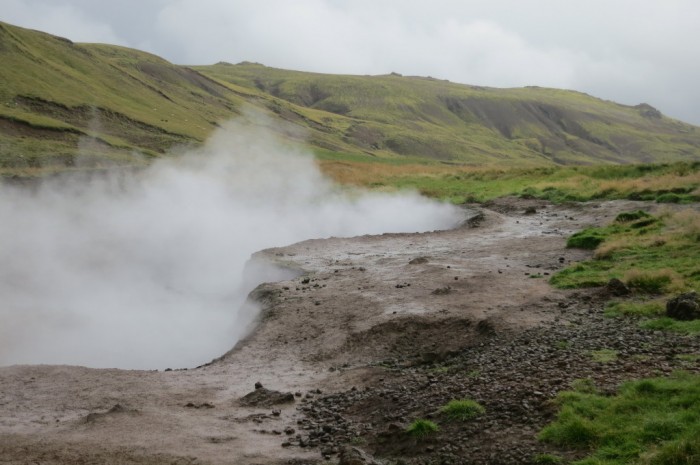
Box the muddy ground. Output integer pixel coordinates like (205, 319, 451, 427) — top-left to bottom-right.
(1, 197, 698, 465)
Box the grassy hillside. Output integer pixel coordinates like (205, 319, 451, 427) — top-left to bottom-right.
(0, 21, 251, 174)
(2, 21, 700, 177)
(197, 62, 700, 165)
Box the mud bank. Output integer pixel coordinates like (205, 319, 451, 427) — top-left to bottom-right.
(1, 198, 695, 465)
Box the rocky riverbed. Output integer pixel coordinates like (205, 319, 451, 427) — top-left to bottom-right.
(1, 197, 697, 465)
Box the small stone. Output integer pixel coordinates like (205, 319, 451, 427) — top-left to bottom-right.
(606, 278, 630, 296)
(254, 381, 263, 390)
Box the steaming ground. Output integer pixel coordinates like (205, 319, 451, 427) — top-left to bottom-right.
(0, 119, 461, 369)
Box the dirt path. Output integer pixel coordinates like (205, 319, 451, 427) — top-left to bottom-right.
(1, 198, 694, 465)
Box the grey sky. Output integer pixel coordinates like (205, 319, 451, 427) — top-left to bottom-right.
(4, 0, 700, 124)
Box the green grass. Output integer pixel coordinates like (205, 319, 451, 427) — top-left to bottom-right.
(570, 378, 598, 395)
(439, 399, 485, 421)
(532, 454, 564, 464)
(551, 210, 697, 291)
(642, 318, 700, 335)
(321, 160, 700, 205)
(405, 419, 439, 438)
(603, 301, 700, 335)
(605, 300, 665, 318)
(539, 372, 700, 465)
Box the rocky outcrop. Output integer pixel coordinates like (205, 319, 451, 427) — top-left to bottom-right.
(239, 383, 295, 407)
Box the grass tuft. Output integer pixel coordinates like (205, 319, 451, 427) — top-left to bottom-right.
(439, 399, 485, 421)
(623, 268, 684, 294)
(405, 419, 439, 438)
(615, 210, 652, 223)
(567, 228, 608, 249)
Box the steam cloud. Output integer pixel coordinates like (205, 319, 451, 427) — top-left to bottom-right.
(0, 117, 462, 369)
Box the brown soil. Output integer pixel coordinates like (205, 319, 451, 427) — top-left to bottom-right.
(1, 197, 697, 465)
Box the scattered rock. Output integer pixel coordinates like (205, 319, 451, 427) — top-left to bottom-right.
(339, 446, 384, 465)
(184, 402, 214, 409)
(666, 292, 700, 320)
(524, 206, 537, 215)
(431, 286, 452, 295)
(240, 388, 295, 407)
(606, 278, 630, 296)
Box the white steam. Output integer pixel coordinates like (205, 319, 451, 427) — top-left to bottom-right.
(0, 118, 461, 369)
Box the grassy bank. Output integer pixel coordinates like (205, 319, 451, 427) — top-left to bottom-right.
(550, 208, 700, 335)
(318, 159, 700, 204)
(540, 208, 700, 463)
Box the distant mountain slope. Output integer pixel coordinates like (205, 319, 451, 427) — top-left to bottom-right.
(1, 21, 699, 176)
(197, 63, 700, 165)
(0, 21, 252, 173)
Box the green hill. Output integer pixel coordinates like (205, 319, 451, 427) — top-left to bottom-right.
(1, 21, 699, 177)
(198, 63, 700, 166)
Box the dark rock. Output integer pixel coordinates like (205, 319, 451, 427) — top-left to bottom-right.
(184, 402, 214, 409)
(239, 388, 295, 407)
(431, 286, 452, 295)
(255, 381, 263, 390)
(666, 292, 700, 321)
(606, 278, 630, 296)
(339, 446, 384, 465)
(409, 256, 430, 265)
(524, 206, 537, 215)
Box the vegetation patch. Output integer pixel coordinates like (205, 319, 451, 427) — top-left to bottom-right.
(405, 419, 439, 439)
(553, 209, 700, 334)
(539, 372, 700, 465)
(623, 269, 684, 294)
(567, 228, 609, 249)
(551, 210, 698, 294)
(439, 399, 485, 421)
(642, 318, 700, 335)
(604, 300, 665, 318)
(320, 161, 700, 205)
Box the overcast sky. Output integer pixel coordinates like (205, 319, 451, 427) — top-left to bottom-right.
(4, 0, 700, 124)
